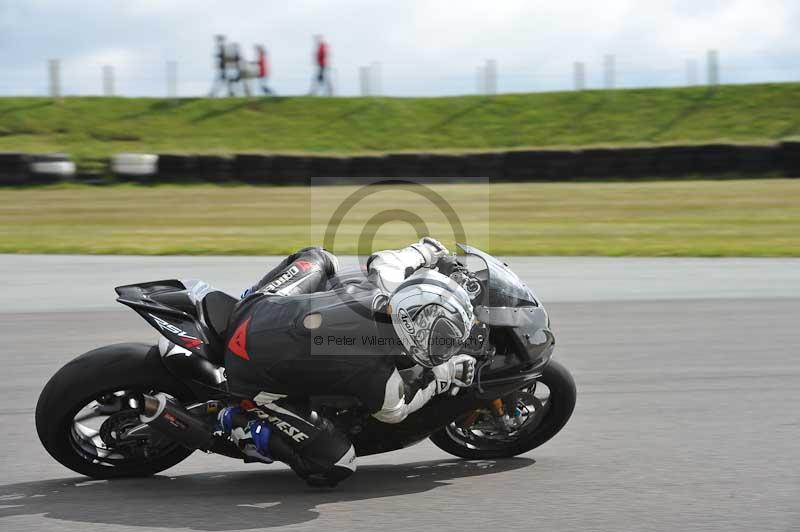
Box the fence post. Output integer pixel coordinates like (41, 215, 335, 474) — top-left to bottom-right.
(359, 66, 371, 96)
(485, 59, 497, 95)
(604, 54, 615, 89)
(686, 59, 698, 86)
(573, 61, 586, 91)
(48, 59, 61, 100)
(102, 65, 115, 96)
(166, 61, 178, 98)
(707, 50, 719, 86)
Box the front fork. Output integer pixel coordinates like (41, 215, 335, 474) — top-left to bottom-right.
(460, 397, 517, 431)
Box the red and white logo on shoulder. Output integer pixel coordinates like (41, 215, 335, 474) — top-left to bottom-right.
(294, 260, 315, 272)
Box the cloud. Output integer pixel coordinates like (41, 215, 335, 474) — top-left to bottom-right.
(0, 0, 796, 96)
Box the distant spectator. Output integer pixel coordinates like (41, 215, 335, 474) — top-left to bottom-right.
(309, 35, 332, 96)
(229, 43, 251, 96)
(255, 45, 273, 95)
(208, 35, 228, 97)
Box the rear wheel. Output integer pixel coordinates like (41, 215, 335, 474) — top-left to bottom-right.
(429, 359, 576, 459)
(36, 343, 196, 479)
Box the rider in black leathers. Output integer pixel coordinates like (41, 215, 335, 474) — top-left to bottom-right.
(219, 239, 477, 486)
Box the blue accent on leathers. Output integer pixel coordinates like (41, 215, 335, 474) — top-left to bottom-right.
(249, 420, 272, 456)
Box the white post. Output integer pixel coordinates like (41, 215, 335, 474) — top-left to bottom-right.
(573, 61, 586, 91)
(359, 66, 370, 96)
(707, 50, 719, 86)
(485, 59, 497, 95)
(102, 65, 114, 96)
(476, 65, 486, 95)
(167, 61, 178, 98)
(48, 59, 61, 99)
(686, 59, 698, 86)
(604, 54, 615, 89)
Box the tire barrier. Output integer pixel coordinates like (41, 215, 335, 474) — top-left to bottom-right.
(780, 141, 800, 177)
(2, 143, 797, 186)
(503, 150, 540, 181)
(737, 145, 778, 175)
(271, 155, 311, 185)
(195, 155, 233, 183)
(0, 153, 29, 185)
(234, 154, 273, 184)
(111, 153, 158, 180)
(386, 153, 426, 178)
(694, 144, 738, 174)
(28, 153, 75, 183)
(425, 154, 465, 180)
(349, 155, 388, 178)
(310, 156, 350, 185)
(654, 146, 695, 176)
(504, 150, 580, 181)
(156, 154, 196, 182)
(460, 152, 505, 179)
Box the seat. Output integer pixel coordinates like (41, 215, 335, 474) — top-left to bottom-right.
(202, 291, 238, 342)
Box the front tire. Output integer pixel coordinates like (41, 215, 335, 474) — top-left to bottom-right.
(429, 359, 576, 459)
(36, 343, 196, 479)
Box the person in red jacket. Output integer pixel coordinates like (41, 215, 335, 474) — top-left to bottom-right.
(255, 45, 273, 95)
(309, 35, 332, 96)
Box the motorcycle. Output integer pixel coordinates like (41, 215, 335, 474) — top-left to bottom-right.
(36, 244, 576, 479)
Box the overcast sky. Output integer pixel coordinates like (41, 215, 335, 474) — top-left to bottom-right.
(1, 0, 798, 97)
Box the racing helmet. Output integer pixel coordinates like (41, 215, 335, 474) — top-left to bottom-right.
(388, 270, 474, 367)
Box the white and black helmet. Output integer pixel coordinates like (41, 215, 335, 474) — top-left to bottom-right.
(388, 270, 474, 367)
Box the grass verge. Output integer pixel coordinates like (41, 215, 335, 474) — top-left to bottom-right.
(1, 180, 798, 256)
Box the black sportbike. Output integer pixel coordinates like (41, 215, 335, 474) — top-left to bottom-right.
(36, 245, 576, 479)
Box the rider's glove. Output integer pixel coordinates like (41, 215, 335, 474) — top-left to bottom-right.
(410, 237, 450, 269)
(431, 354, 476, 396)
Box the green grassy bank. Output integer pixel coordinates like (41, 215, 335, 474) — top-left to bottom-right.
(1, 83, 798, 167)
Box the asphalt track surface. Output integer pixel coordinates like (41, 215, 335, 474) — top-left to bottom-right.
(1, 255, 799, 532)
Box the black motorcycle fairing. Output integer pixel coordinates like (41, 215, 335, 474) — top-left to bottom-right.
(115, 280, 222, 363)
(455, 244, 554, 373)
(481, 325, 554, 378)
(158, 338, 231, 398)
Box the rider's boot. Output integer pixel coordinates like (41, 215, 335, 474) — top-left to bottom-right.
(217, 406, 273, 464)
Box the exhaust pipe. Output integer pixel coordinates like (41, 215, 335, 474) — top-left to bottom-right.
(140, 393, 216, 451)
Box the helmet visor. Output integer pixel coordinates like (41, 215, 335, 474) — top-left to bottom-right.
(427, 317, 463, 366)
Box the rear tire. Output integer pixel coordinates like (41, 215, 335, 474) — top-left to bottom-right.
(36, 343, 196, 479)
(429, 359, 576, 459)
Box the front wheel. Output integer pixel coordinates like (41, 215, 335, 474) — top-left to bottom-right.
(36, 343, 197, 479)
(429, 359, 576, 459)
